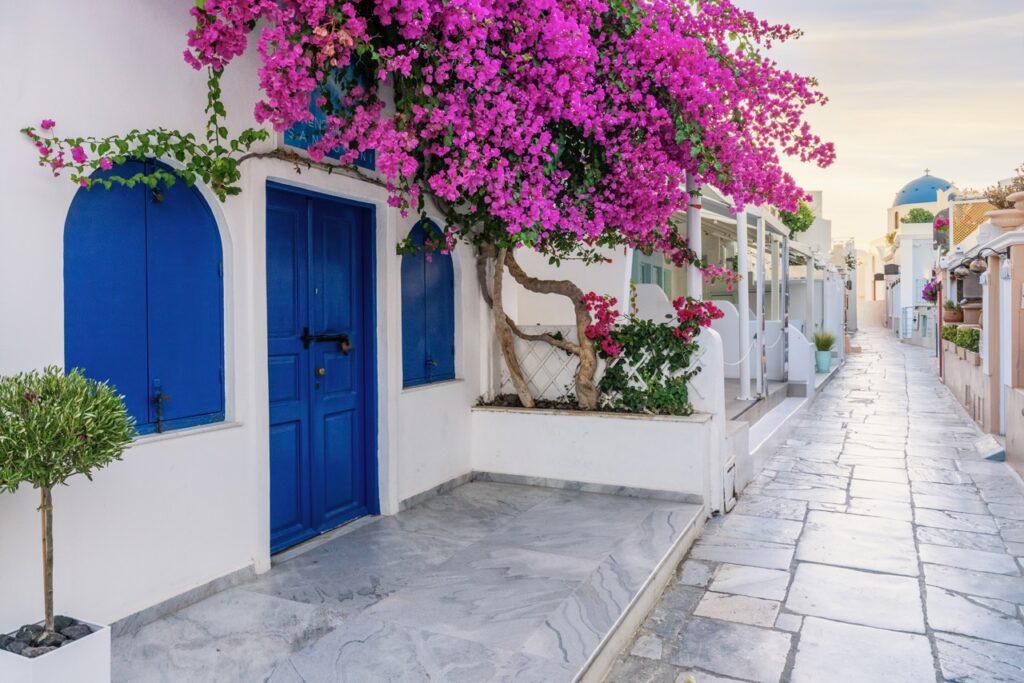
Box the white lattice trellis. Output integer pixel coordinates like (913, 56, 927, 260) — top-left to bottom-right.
(498, 325, 581, 400)
(497, 325, 708, 404)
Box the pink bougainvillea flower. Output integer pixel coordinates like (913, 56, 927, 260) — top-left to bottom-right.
(70, 146, 88, 164)
(182, 0, 834, 256)
(40, 119, 56, 130)
(99, 157, 113, 170)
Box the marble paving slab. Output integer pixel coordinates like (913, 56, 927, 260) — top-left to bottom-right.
(113, 482, 702, 681)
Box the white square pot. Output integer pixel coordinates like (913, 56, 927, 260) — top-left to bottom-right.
(0, 621, 109, 683)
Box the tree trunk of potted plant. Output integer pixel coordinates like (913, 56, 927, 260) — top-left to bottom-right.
(40, 487, 54, 633)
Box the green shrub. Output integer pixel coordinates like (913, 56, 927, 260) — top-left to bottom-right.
(955, 327, 980, 353)
(941, 325, 960, 342)
(813, 331, 836, 352)
(0, 367, 134, 633)
(780, 200, 815, 235)
(901, 208, 936, 224)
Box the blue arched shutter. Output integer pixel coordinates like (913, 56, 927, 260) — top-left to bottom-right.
(64, 161, 150, 425)
(145, 174, 225, 425)
(64, 161, 225, 433)
(401, 221, 455, 387)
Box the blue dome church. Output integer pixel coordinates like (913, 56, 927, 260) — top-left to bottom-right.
(892, 172, 953, 207)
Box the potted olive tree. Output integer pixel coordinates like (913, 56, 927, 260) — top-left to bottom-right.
(0, 367, 134, 682)
(813, 331, 835, 374)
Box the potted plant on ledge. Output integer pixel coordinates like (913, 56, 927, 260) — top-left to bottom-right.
(943, 299, 963, 323)
(0, 367, 134, 682)
(813, 331, 835, 374)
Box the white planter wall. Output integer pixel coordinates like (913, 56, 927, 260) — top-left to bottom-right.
(471, 408, 714, 503)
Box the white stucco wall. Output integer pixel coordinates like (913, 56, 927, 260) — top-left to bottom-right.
(509, 246, 632, 325)
(0, 2, 485, 630)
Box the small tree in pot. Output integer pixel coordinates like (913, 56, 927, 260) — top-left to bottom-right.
(0, 367, 133, 657)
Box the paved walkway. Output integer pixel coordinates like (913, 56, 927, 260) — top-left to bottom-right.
(611, 327, 1024, 682)
(112, 481, 700, 681)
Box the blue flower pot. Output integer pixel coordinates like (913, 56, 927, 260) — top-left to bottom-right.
(815, 350, 832, 373)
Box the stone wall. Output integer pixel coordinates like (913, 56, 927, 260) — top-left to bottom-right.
(1005, 388, 1024, 477)
(941, 340, 994, 432)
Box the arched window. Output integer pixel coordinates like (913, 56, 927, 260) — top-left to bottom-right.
(64, 160, 225, 434)
(401, 220, 455, 388)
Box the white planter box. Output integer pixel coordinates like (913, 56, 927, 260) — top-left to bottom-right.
(0, 621, 109, 683)
(471, 406, 715, 503)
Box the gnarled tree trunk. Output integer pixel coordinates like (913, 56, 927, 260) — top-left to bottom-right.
(477, 246, 599, 410)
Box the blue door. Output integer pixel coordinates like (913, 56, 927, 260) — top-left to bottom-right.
(266, 184, 377, 552)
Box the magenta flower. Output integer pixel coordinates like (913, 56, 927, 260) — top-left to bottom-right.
(99, 157, 113, 171)
(71, 146, 88, 164)
(180, 0, 833, 254)
(40, 119, 55, 130)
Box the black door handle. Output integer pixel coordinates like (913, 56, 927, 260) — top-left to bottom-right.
(301, 327, 352, 354)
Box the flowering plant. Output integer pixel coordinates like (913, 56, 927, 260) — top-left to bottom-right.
(23, 72, 269, 200)
(701, 263, 743, 292)
(921, 278, 940, 303)
(24, 0, 831, 411)
(933, 216, 949, 232)
(584, 292, 723, 415)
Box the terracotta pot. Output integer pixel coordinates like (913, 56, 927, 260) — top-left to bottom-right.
(962, 305, 982, 326)
(985, 208, 1024, 230)
(1008, 191, 1024, 211)
(943, 308, 963, 323)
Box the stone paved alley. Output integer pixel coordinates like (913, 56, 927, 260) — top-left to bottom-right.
(611, 328, 1024, 682)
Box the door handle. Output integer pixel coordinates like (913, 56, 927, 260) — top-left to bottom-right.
(301, 327, 352, 354)
(316, 367, 326, 377)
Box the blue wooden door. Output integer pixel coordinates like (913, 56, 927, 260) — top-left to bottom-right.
(266, 185, 376, 552)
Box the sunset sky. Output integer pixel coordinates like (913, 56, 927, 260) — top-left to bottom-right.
(740, 0, 1024, 246)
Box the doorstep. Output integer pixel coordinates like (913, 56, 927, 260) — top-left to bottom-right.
(112, 481, 704, 681)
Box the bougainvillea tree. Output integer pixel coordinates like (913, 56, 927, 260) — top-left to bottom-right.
(24, 0, 833, 410)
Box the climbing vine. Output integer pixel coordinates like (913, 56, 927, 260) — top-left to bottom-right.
(23, 70, 268, 200)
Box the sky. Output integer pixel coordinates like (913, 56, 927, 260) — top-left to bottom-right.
(738, 0, 1024, 246)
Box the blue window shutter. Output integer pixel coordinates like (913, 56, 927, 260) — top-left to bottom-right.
(145, 165, 225, 427)
(401, 224, 428, 387)
(423, 238, 455, 382)
(401, 221, 455, 387)
(64, 161, 150, 426)
(283, 63, 375, 170)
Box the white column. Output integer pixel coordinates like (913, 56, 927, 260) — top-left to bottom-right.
(736, 210, 752, 400)
(686, 177, 703, 299)
(770, 237, 781, 320)
(806, 255, 816, 337)
(756, 214, 767, 396)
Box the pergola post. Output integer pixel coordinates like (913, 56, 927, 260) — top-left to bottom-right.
(806, 254, 816, 337)
(756, 214, 767, 396)
(686, 177, 703, 299)
(782, 236, 791, 382)
(736, 210, 752, 400)
(770, 237, 781, 320)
